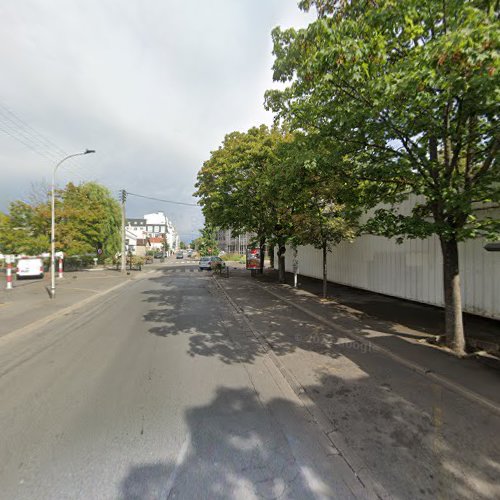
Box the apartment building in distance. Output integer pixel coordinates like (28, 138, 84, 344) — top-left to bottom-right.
(125, 211, 179, 255)
(216, 229, 254, 254)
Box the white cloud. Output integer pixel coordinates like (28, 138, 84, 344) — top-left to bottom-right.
(0, 0, 314, 240)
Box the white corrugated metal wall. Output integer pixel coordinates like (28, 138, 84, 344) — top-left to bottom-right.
(282, 200, 500, 320)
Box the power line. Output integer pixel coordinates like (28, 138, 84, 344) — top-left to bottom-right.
(0, 101, 113, 194)
(0, 101, 68, 157)
(0, 100, 98, 176)
(126, 191, 198, 207)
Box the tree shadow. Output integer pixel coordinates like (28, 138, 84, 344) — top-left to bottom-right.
(141, 275, 269, 364)
(215, 275, 500, 499)
(119, 387, 352, 499)
(118, 377, 500, 499)
(259, 269, 499, 345)
(141, 273, 346, 364)
(136, 271, 500, 498)
(120, 463, 174, 500)
(300, 369, 500, 500)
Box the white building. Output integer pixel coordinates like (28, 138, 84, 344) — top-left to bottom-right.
(278, 197, 499, 320)
(125, 211, 179, 255)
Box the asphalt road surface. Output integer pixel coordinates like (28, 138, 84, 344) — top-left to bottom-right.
(0, 262, 366, 499)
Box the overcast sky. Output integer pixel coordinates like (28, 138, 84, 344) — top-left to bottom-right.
(0, 0, 314, 242)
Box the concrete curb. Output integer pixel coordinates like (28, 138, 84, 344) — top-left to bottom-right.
(252, 280, 500, 418)
(213, 276, 391, 500)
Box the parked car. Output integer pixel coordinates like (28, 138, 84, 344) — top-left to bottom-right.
(176, 251, 184, 259)
(16, 257, 44, 279)
(154, 252, 163, 258)
(199, 256, 225, 271)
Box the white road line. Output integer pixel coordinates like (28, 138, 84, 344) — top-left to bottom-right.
(164, 433, 190, 497)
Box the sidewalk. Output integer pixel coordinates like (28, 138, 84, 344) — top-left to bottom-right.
(248, 268, 500, 404)
(0, 269, 141, 339)
(260, 269, 500, 357)
(215, 270, 500, 499)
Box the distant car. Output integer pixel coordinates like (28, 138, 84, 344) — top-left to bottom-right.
(154, 252, 163, 258)
(16, 257, 44, 279)
(176, 251, 184, 259)
(199, 256, 225, 271)
(187, 251, 193, 257)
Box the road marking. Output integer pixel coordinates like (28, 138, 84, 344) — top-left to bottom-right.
(164, 433, 190, 497)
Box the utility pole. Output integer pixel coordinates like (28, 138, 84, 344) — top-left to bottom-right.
(120, 189, 127, 272)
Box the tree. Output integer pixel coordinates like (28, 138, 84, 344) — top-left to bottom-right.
(163, 239, 170, 254)
(57, 182, 122, 259)
(179, 241, 187, 250)
(0, 201, 50, 255)
(195, 125, 293, 278)
(266, 0, 499, 355)
(0, 182, 121, 260)
(276, 133, 359, 296)
(193, 226, 219, 256)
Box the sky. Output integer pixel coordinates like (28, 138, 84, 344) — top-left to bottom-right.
(0, 0, 315, 242)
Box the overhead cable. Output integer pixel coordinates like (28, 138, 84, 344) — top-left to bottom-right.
(126, 191, 198, 207)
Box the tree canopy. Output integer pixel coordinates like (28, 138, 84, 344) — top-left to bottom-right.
(266, 0, 499, 242)
(0, 181, 122, 258)
(264, 0, 499, 354)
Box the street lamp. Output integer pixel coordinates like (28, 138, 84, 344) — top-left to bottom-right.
(50, 149, 95, 298)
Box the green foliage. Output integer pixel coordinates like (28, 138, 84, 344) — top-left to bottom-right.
(195, 125, 294, 248)
(64, 254, 97, 270)
(179, 241, 187, 249)
(266, 0, 500, 243)
(0, 200, 50, 255)
(58, 182, 122, 257)
(220, 252, 246, 263)
(193, 226, 219, 256)
(0, 182, 122, 257)
(275, 132, 360, 251)
(265, 0, 499, 350)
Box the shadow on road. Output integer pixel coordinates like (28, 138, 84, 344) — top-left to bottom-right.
(120, 387, 348, 500)
(137, 271, 500, 499)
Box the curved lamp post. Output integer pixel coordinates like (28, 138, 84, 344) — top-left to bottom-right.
(50, 149, 95, 298)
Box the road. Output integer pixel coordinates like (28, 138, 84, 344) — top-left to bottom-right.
(0, 260, 366, 499)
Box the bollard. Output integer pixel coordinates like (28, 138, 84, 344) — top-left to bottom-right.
(58, 257, 64, 279)
(5, 255, 13, 290)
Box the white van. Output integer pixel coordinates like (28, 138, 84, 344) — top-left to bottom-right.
(16, 257, 44, 279)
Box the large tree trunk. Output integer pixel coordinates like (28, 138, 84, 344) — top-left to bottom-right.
(259, 237, 265, 274)
(322, 241, 328, 299)
(440, 237, 466, 356)
(278, 245, 286, 283)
